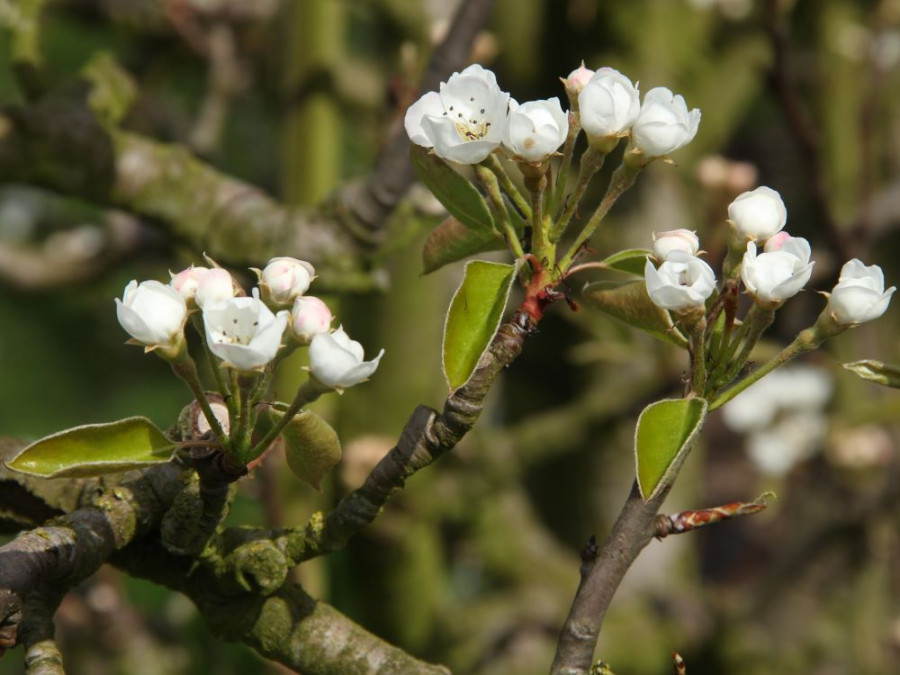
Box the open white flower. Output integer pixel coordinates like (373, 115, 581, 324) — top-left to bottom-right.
(827, 259, 895, 325)
(577, 67, 641, 142)
(502, 97, 568, 163)
(644, 251, 716, 312)
(116, 280, 187, 349)
(203, 291, 288, 371)
(632, 87, 701, 157)
(404, 64, 510, 164)
(728, 186, 787, 241)
(309, 326, 384, 389)
(741, 236, 814, 307)
(652, 229, 700, 261)
(258, 257, 315, 306)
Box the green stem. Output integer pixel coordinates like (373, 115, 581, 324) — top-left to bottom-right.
(169, 352, 229, 445)
(557, 159, 640, 271)
(685, 315, 708, 395)
(476, 164, 525, 259)
(485, 154, 532, 219)
(551, 112, 580, 215)
(247, 378, 329, 461)
(551, 146, 606, 242)
(719, 304, 776, 385)
(709, 327, 822, 410)
(526, 172, 552, 265)
(231, 373, 259, 459)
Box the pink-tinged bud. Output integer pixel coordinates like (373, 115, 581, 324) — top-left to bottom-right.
(259, 257, 316, 306)
(763, 231, 792, 252)
(195, 268, 236, 308)
(564, 62, 595, 99)
(170, 266, 211, 301)
(652, 229, 700, 261)
(290, 296, 333, 344)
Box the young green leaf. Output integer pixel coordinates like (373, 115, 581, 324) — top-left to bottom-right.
(582, 280, 688, 348)
(411, 145, 495, 232)
(6, 417, 176, 478)
(266, 407, 341, 490)
(422, 216, 506, 274)
(635, 398, 708, 502)
(843, 360, 900, 389)
(443, 260, 517, 391)
(601, 249, 652, 276)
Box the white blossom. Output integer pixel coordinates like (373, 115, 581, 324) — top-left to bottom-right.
(309, 326, 384, 389)
(631, 87, 700, 157)
(203, 291, 288, 371)
(502, 97, 569, 163)
(563, 63, 595, 99)
(644, 251, 716, 312)
(577, 67, 641, 140)
(727, 186, 787, 241)
(741, 236, 814, 307)
(116, 280, 187, 349)
(652, 229, 700, 261)
(827, 259, 895, 325)
(259, 257, 315, 306)
(404, 64, 510, 164)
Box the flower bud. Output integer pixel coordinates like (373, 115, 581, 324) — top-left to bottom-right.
(195, 268, 235, 308)
(741, 236, 814, 308)
(562, 62, 595, 106)
(644, 251, 716, 312)
(727, 186, 787, 241)
(116, 280, 187, 350)
(826, 259, 895, 326)
(652, 229, 700, 261)
(577, 67, 641, 148)
(763, 231, 791, 252)
(290, 296, 333, 344)
(502, 97, 569, 164)
(309, 327, 384, 389)
(170, 266, 210, 302)
(259, 257, 316, 306)
(631, 87, 701, 157)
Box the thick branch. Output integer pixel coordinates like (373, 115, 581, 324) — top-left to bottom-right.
(550, 482, 667, 675)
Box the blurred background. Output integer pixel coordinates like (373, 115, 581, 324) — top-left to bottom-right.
(2, 0, 900, 673)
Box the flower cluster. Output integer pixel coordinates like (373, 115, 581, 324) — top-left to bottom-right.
(405, 63, 700, 166)
(116, 258, 383, 388)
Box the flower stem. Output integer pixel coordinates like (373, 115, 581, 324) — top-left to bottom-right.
(231, 373, 259, 459)
(709, 326, 823, 410)
(551, 145, 606, 243)
(485, 154, 532, 219)
(169, 352, 229, 446)
(476, 164, 526, 259)
(719, 304, 776, 385)
(246, 377, 329, 462)
(684, 314, 708, 395)
(550, 111, 581, 216)
(557, 158, 640, 271)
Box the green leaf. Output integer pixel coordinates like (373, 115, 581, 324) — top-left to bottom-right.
(6, 417, 175, 478)
(443, 260, 517, 391)
(635, 398, 707, 502)
(601, 248, 652, 276)
(411, 145, 495, 232)
(422, 216, 506, 274)
(267, 407, 341, 490)
(582, 281, 688, 348)
(843, 360, 900, 389)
